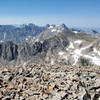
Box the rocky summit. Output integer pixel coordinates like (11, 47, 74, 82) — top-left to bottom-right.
(0, 64, 100, 100)
(0, 24, 100, 100)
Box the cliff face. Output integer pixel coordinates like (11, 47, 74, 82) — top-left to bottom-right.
(0, 33, 69, 65)
(0, 42, 18, 61)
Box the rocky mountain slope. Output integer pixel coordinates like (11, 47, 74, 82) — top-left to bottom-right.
(0, 24, 100, 100)
(0, 24, 100, 66)
(0, 24, 44, 43)
(0, 63, 100, 100)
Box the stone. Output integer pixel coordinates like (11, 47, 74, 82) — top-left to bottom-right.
(83, 90, 91, 100)
(7, 82, 16, 90)
(0, 64, 100, 100)
(0, 91, 3, 99)
(93, 93, 100, 100)
(2, 96, 11, 100)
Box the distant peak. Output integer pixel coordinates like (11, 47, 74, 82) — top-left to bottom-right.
(46, 24, 50, 28)
(47, 24, 68, 31)
(57, 24, 68, 30)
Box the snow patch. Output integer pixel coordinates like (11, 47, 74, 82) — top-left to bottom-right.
(51, 29, 62, 33)
(51, 29, 57, 32)
(58, 51, 65, 56)
(73, 31, 78, 34)
(51, 59, 54, 65)
(74, 40, 82, 44)
(48, 25, 54, 29)
(84, 55, 100, 66)
(93, 48, 100, 56)
(72, 46, 100, 66)
(23, 62, 27, 66)
(69, 42, 74, 49)
(66, 42, 74, 50)
(72, 44, 92, 65)
(63, 42, 100, 66)
(72, 49, 82, 65)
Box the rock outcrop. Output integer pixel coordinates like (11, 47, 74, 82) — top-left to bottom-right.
(0, 41, 18, 61)
(0, 64, 100, 100)
(0, 33, 69, 65)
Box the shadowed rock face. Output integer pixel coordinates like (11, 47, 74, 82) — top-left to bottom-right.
(18, 35, 69, 62)
(0, 41, 18, 61)
(0, 33, 69, 65)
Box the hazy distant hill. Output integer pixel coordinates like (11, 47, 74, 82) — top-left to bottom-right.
(0, 23, 44, 43)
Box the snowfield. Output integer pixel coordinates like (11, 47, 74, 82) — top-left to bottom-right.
(74, 40, 82, 44)
(59, 40, 100, 66)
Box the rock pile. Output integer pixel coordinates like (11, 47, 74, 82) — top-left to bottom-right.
(0, 64, 100, 100)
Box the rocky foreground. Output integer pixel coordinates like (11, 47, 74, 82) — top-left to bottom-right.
(0, 64, 100, 100)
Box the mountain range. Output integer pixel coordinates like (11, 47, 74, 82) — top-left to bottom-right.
(0, 23, 100, 66)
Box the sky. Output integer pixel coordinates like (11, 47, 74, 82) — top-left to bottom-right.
(0, 0, 100, 27)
